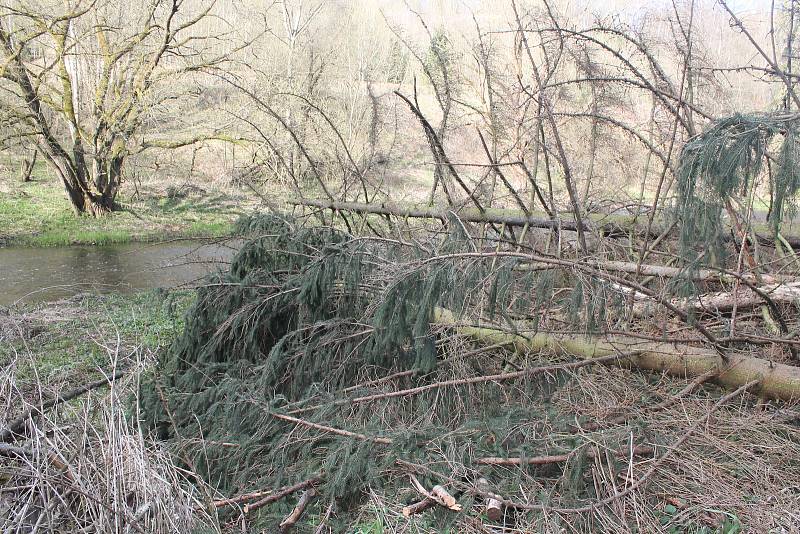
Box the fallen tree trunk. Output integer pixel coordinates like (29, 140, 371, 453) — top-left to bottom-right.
(476, 445, 654, 466)
(291, 198, 642, 237)
(291, 198, 800, 248)
(632, 282, 800, 317)
(580, 260, 796, 284)
(433, 308, 800, 401)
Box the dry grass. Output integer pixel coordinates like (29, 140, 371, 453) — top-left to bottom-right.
(0, 386, 210, 533)
(298, 335, 800, 533)
(0, 292, 218, 534)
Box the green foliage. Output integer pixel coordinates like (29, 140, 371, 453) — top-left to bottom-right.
(676, 112, 800, 267)
(773, 126, 800, 235)
(423, 29, 456, 94)
(350, 518, 385, 534)
(135, 212, 635, 525)
(385, 40, 408, 84)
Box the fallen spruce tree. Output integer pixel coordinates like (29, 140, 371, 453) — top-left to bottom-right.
(137, 212, 800, 532)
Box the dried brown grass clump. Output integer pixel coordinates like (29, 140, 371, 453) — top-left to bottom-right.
(558, 367, 800, 532)
(0, 376, 212, 534)
(0, 296, 214, 534)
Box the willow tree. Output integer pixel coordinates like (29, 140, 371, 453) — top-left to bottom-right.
(0, 0, 235, 216)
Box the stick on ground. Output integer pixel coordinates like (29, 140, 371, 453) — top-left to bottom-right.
(279, 488, 317, 532)
(0, 369, 125, 443)
(243, 476, 322, 515)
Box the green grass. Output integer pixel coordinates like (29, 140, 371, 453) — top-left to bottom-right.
(0, 167, 252, 247)
(0, 290, 192, 387)
(28, 228, 134, 247)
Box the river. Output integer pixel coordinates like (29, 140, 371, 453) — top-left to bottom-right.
(0, 240, 237, 307)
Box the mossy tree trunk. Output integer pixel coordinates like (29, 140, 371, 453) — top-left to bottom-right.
(433, 308, 800, 402)
(0, 3, 230, 218)
(37, 137, 122, 217)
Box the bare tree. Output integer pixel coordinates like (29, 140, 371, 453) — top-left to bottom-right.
(0, 0, 237, 216)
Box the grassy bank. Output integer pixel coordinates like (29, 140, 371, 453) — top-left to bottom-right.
(0, 168, 257, 247)
(0, 290, 192, 390)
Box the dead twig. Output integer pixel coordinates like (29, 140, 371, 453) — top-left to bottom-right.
(279, 488, 317, 532)
(289, 352, 629, 415)
(0, 369, 125, 443)
(574, 369, 718, 432)
(271, 413, 393, 444)
(198, 489, 275, 511)
(243, 476, 323, 515)
(313, 500, 335, 534)
(397, 379, 759, 514)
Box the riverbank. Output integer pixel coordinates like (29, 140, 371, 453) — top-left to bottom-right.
(0, 290, 192, 387)
(0, 176, 257, 247)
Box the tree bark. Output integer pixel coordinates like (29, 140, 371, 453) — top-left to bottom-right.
(476, 445, 654, 466)
(632, 282, 800, 318)
(19, 149, 37, 182)
(291, 198, 635, 237)
(279, 489, 316, 533)
(433, 308, 800, 402)
(291, 198, 800, 248)
(50, 153, 118, 216)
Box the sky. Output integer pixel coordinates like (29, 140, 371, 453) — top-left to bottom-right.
(599, 0, 770, 14)
(727, 0, 771, 11)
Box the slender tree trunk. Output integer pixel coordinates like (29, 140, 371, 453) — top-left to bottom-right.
(19, 149, 37, 182)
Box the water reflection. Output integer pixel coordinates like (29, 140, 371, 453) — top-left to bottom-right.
(0, 240, 236, 306)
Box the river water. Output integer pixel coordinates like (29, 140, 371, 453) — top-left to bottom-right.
(0, 240, 237, 307)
